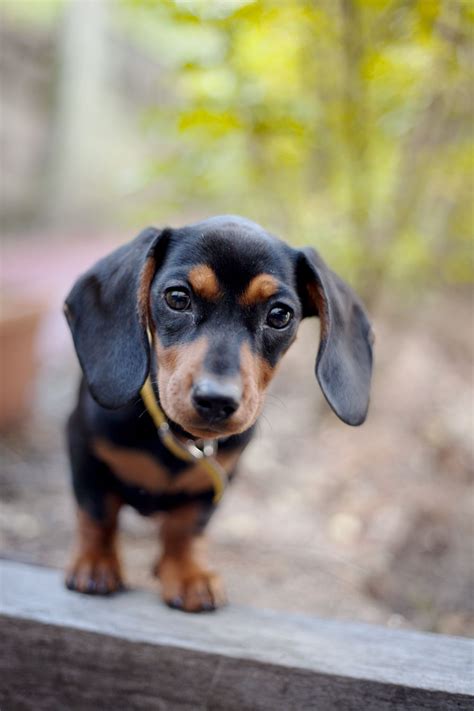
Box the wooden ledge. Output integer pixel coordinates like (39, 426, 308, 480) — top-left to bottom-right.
(1, 559, 473, 710)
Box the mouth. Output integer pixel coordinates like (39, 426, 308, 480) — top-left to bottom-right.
(182, 420, 236, 440)
(165, 410, 250, 440)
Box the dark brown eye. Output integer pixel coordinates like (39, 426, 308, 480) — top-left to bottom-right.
(266, 305, 293, 329)
(164, 288, 191, 311)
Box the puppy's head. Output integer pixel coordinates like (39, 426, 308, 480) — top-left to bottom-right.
(65, 216, 373, 437)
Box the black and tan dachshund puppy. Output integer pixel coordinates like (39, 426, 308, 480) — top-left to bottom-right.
(64, 215, 373, 611)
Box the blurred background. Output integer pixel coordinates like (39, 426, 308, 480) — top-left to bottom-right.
(1, 0, 472, 636)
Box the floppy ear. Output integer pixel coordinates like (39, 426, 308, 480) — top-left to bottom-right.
(297, 247, 374, 426)
(64, 227, 169, 409)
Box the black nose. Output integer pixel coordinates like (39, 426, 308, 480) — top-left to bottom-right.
(191, 379, 241, 422)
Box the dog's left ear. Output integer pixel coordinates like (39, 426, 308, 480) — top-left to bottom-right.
(64, 227, 170, 409)
(296, 247, 374, 426)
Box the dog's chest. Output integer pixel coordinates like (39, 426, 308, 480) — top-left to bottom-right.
(84, 393, 246, 515)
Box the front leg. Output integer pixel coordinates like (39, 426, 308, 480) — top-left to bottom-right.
(66, 495, 123, 595)
(156, 502, 226, 612)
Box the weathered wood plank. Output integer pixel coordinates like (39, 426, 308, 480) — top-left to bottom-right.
(1, 559, 473, 710)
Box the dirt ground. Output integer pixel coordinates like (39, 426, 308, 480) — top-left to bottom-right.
(1, 286, 473, 637)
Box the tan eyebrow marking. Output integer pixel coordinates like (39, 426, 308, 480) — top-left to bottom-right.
(239, 273, 279, 306)
(188, 265, 221, 301)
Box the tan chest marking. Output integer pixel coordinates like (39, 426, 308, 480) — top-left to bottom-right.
(93, 439, 170, 493)
(93, 439, 242, 496)
(166, 448, 242, 495)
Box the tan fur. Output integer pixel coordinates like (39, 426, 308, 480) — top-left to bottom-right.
(93, 437, 241, 497)
(166, 448, 242, 495)
(234, 341, 274, 429)
(239, 273, 278, 306)
(188, 264, 221, 301)
(137, 255, 157, 327)
(157, 504, 227, 611)
(93, 439, 170, 493)
(307, 281, 328, 342)
(155, 335, 278, 438)
(156, 337, 209, 436)
(66, 496, 123, 594)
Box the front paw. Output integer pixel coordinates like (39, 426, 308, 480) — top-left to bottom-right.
(65, 551, 124, 595)
(157, 557, 227, 612)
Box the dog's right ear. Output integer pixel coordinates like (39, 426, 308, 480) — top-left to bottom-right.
(296, 247, 374, 426)
(64, 227, 170, 409)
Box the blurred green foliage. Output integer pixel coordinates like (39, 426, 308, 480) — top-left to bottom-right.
(5, 0, 472, 295)
(121, 0, 473, 296)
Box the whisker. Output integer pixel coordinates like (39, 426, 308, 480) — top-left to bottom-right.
(265, 393, 287, 409)
(258, 412, 274, 433)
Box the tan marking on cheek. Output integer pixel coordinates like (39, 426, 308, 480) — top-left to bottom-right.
(239, 273, 279, 306)
(228, 341, 276, 433)
(137, 255, 157, 327)
(156, 337, 209, 426)
(156, 341, 179, 372)
(188, 264, 221, 301)
(156, 336, 274, 437)
(156, 338, 207, 378)
(256, 355, 274, 389)
(93, 439, 170, 493)
(240, 341, 275, 391)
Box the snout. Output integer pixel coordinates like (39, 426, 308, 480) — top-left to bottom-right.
(191, 378, 242, 423)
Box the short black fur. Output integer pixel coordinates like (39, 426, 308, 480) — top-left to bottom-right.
(64, 215, 373, 606)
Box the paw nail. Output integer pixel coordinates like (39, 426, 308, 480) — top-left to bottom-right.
(168, 596, 183, 609)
